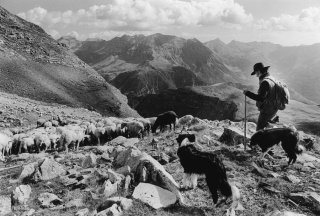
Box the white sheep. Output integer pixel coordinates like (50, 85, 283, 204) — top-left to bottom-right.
(121, 121, 144, 138)
(34, 134, 51, 152)
(43, 121, 52, 128)
(0, 133, 13, 158)
(51, 120, 59, 127)
(19, 136, 35, 154)
(59, 127, 86, 152)
(135, 118, 151, 135)
(48, 133, 61, 149)
(94, 127, 106, 146)
(146, 117, 157, 128)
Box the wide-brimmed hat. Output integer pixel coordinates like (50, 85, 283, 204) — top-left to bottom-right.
(251, 62, 270, 75)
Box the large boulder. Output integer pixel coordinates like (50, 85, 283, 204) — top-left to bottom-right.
(0, 195, 12, 215)
(103, 180, 119, 198)
(132, 183, 177, 209)
(12, 185, 32, 205)
(36, 158, 66, 181)
(19, 162, 38, 181)
(113, 147, 182, 202)
(219, 126, 250, 146)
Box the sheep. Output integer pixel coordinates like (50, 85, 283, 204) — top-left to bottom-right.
(34, 134, 51, 152)
(43, 121, 52, 128)
(96, 121, 104, 128)
(146, 117, 157, 128)
(151, 111, 178, 133)
(135, 118, 151, 136)
(37, 118, 46, 127)
(121, 121, 144, 138)
(94, 127, 106, 146)
(48, 133, 61, 149)
(19, 137, 35, 154)
(59, 128, 86, 153)
(178, 115, 194, 128)
(51, 120, 59, 127)
(0, 133, 13, 158)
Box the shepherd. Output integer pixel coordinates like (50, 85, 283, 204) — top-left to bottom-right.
(243, 62, 289, 131)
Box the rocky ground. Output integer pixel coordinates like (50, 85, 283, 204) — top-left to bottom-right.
(1, 93, 320, 216)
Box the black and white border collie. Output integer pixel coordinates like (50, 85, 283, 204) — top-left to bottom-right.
(250, 127, 304, 165)
(176, 134, 240, 206)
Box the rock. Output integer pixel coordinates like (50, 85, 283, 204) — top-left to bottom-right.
(60, 175, 78, 186)
(19, 162, 37, 180)
(133, 183, 177, 209)
(108, 197, 133, 211)
(115, 166, 131, 176)
(251, 162, 269, 177)
(109, 136, 128, 146)
(97, 203, 122, 216)
(284, 175, 301, 184)
(103, 180, 118, 198)
(289, 192, 320, 213)
(76, 208, 89, 216)
(0, 195, 12, 215)
(303, 162, 316, 169)
(37, 158, 66, 181)
(65, 198, 84, 208)
(124, 175, 131, 193)
(107, 169, 124, 183)
(219, 127, 250, 146)
(267, 172, 281, 178)
(158, 152, 170, 165)
(81, 153, 98, 168)
(38, 192, 63, 208)
(21, 209, 35, 216)
(265, 210, 307, 216)
(12, 184, 32, 205)
(297, 153, 320, 163)
(113, 147, 182, 202)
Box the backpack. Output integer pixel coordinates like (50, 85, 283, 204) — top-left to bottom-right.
(263, 77, 290, 110)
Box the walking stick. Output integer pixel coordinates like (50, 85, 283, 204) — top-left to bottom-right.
(244, 95, 247, 150)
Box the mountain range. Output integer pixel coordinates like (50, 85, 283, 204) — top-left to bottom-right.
(205, 39, 320, 104)
(0, 6, 139, 117)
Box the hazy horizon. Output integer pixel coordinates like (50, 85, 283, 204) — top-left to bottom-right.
(1, 0, 320, 46)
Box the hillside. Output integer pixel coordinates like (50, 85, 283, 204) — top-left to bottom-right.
(0, 98, 320, 216)
(0, 6, 139, 117)
(205, 39, 320, 104)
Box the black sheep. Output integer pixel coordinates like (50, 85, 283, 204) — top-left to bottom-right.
(151, 111, 178, 133)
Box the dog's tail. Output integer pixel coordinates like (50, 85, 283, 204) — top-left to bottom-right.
(295, 144, 304, 154)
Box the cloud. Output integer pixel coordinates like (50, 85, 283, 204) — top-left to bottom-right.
(255, 7, 320, 31)
(18, 0, 252, 32)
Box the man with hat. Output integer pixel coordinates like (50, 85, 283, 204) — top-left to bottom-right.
(243, 62, 278, 130)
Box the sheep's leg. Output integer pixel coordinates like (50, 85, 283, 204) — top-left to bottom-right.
(97, 137, 100, 146)
(76, 141, 79, 151)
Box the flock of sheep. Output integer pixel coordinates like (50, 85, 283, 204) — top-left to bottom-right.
(0, 111, 181, 159)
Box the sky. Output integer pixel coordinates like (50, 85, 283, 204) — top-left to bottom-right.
(1, 0, 320, 46)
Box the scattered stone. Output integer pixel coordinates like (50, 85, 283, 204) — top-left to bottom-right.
(265, 210, 307, 216)
(38, 192, 63, 208)
(289, 192, 320, 213)
(19, 162, 37, 180)
(132, 183, 177, 209)
(219, 127, 250, 146)
(0, 195, 12, 215)
(285, 175, 301, 184)
(96, 203, 122, 216)
(107, 169, 124, 183)
(21, 208, 36, 216)
(267, 172, 281, 178)
(252, 162, 269, 177)
(109, 136, 128, 146)
(65, 198, 84, 208)
(12, 184, 32, 205)
(115, 165, 131, 176)
(81, 153, 98, 168)
(103, 179, 118, 198)
(303, 162, 316, 169)
(37, 158, 66, 181)
(75, 208, 89, 216)
(108, 197, 133, 211)
(124, 175, 131, 193)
